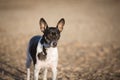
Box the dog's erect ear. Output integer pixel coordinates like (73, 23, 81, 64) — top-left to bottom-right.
(57, 18, 65, 32)
(39, 18, 48, 32)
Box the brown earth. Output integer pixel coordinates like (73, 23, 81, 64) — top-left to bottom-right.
(0, 0, 120, 80)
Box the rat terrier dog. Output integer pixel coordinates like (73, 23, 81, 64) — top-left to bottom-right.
(26, 18, 65, 80)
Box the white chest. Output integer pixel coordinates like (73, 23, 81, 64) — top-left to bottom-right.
(36, 42, 58, 68)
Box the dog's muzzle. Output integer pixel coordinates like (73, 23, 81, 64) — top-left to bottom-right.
(51, 41, 57, 47)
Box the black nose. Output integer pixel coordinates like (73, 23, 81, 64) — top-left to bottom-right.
(53, 42, 57, 47)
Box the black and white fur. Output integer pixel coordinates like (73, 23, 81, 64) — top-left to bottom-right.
(26, 18, 65, 80)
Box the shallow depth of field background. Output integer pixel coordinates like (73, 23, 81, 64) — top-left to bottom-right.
(0, 0, 120, 80)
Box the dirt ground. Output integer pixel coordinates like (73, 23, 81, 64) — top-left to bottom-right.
(0, 0, 120, 80)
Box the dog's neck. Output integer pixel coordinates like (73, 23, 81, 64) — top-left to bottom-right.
(37, 36, 48, 56)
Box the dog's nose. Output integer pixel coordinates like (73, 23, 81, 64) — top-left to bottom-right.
(51, 42, 57, 47)
(53, 42, 57, 47)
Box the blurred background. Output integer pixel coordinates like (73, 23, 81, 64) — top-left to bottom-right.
(0, 0, 120, 80)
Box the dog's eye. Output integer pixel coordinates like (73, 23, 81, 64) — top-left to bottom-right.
(50, 33, 53, 36)
(47, 34, 52, 39)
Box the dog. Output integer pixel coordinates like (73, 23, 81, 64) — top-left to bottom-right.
(26, 18, 65, 80)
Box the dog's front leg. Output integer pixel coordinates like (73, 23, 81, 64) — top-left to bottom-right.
(27, 68, 30, 80)
(34, 64, 41, 80)
(52, 67, 57, 80)
(43, 68, 48, 80)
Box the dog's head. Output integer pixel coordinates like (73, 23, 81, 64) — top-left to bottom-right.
(39, 18, 65, 47)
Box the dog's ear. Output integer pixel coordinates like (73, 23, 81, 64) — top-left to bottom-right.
(39, 18, 48, 32)
(57, 18, 65, 32)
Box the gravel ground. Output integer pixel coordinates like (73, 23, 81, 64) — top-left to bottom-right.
(0, 35, 120, 80)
